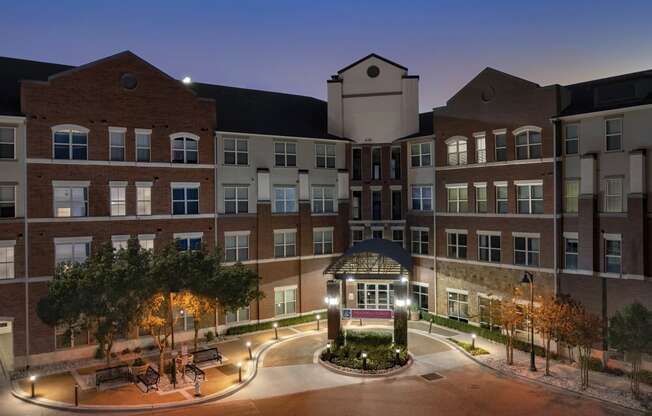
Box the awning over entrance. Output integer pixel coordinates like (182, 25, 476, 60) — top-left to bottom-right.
(325, 239, 412, 278)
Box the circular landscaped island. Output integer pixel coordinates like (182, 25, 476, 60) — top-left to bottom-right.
(319, 330, 411, 377)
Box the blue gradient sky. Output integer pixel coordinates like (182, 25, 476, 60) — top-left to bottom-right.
(2, 1, 652, 110)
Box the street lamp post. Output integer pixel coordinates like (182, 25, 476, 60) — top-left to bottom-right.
(521, 272, 537, 372)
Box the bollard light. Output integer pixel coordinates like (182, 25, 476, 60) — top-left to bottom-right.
(237, 362, 243, 383)
(361, 352, 368, 370)
(326, 342, 331, 354)
(471, 333, 477, 350)
(273, 322, 278, 339)
(395, 348, 401, 365)
(30, 375, 36, 398)
(246, 341, 252, 360)
(316, 314, 321, 331)
(429, 317, 434, 334)
(74, 383, 79, 406)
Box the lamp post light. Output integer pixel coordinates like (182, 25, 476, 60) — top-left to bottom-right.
(521, 271, 537, 372)
(361, 352, 368, 370)
(316, 314, 320, 331)
(29, 375, 36, 398)
(273, 322, 278, 340)
(237, 362, 243, 383)
(471, 333, 476, 350)
(246, 341, 252, 360)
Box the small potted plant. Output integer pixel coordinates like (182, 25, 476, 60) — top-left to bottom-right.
(130, 357, 148, 377)
(409, 303, 421, 321)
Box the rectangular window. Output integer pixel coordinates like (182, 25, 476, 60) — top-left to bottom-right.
(517, 183, 544, 214)
(371, 147, 381, 180)
(357, 283, 395, 310)
(371, 190, 382, 220)
(112, 236, 129, 251)
(494, 133, 507, 161)
(476, 135, 486, 163)
(274, 141, 297, 167)
(224, 138, 248, 165)
(565, 238, 578, 270)
(605, 118, 622, 151)
(110, 185, 126, 216)
(316, 143, 336, 169)
(391, 229, 404, 247)
(54, 186, 88, 217)
(275, 287, 297, 316)
(274, 186, 297, 213)
(55, 324, 92, 350)
(411, 142, 431, 167)
(411, 229, 429, 255)
(371, 229, 383, 239)
(447, 185, 468, 213)
(138, 234, 154, 251)
(175, 234, 202, 251)
(495, 184, 508, 214)
(226, 307, 250, 324)
(0, 127, 15, 159)
(475, 185, 487, 213)
(515, 130, 542, 159)
(604, 178, 623, 213)
(351, 229, 363, 246)
(352, 148, 362, 180)
(514, 235, 540, 266)
(447, 232, 467, 259)
(411, 284, 428, 311)
(136, 185, 151, 216)
(172, 186, 199, 215)
(352, 190, 361, 220)
(312, 186, 335, 213)
(411, 186, 432, 211)
(564, 180, 579, 213)
(54, 129, 88, 160)
(135, 131, 151, 162)
(391, 190, 402, 220)
(55, 240, 90, 264)
(274, 231, 296, 258)
(565, 124, 579, 155)
(479, 296, 501, 329)
(224, 185, 248, 214)
(109, 129, 125, 161)
(604, 236, 621, 273)
(313, 229, 333, 255)
(172, 136, 198, 164)
(478, 234, 501, 263)
(447, 140, 467, 166)
(390, 146, 401, 179)
(225, 233, 249, 262)
(0, 243, 14, 279)
(447, 291, 469, 322)
(0, 186, 16, 218)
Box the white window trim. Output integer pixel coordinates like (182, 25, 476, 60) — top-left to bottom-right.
(54, 236, 93, 244)
(563, 232, 579, 239)
(603, 233, 622, 241)
(512, 125, 542, 136)
(514, 179, 543, 186)
(111, 235, 130, 242)
(51, 180, 90, 188)
(446, 288, 469, 295)
(512, 232, 540, 238)
(476, 230, 501, 236)
(0, 240, 16, 248)
(173, 232, 203, 240)
(170, 182, 200, 189)
(493, 181, 508, 187)
(410, 141, 432, 167)
(604, 117, 623, 152)
(138, 233, 155, 240)
(0, 126, 16, 160)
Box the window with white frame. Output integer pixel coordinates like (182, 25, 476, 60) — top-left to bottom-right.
(390, 146, 401, 179)
(55, 323, 93, 350)
(0, 185, 15, 218)
(351, 229, 363, 246)
(171, 135, 198, 164)
(55, 239, 90, 264)
(175, 233, 202, 251)
(391, 228, 404, 247)
(224, 138, 248, 165)
(447, 290, 469, 322)
(604, 235, 621, 273)
(447, 138, 467, 166)
(172, 185, 199, 215)
(411, 186, 432, 211)
(313, 228, 333, 255)
(226, 307, 250, 324)
(494, 132, 507, 161)
(475, 135, 486, 163)
(478, 233, 500, 263)
(135, 130, 151, 162)
(411, 229, 429, 255)
(112, 235, 129, 251)
(513, 235, 540, 266)
(312, 186, 335, 213)
(136, 184, 152, 215)
(109, 128, 126, 161)
(447, 185, 468, 213)
(411, 283, 428, 311)
(275, 286, 297, 316)
(357, 282, 395, 310)
(604, 178, 623, 212)
(0, 127, 15, 159)
(225, 232, 249, 262)
(0, 242, 15, 279)
(274, 186, 297, 213)
(274, 230, 296, 258)
(315, 143, 336, 168)
(411, 142, 431, 167)
(479, 295, 501, 329)
(53, 126, 88, 160)
(495, 183, 508, 214)
(605, 118, 622, 151)
(447, 231, 467, 259)
(54, 185, 88, 217)
(565, 124, 579, 155)
(274, 141, 296, 167)
(516, 182, 543, 214)
(138, 234, 155, 251)
(475, 184, 487, 213)
(515, 129, 542, 159)
(224, 185, 248, 214)
(565, 237, 578, 270)
(564, 180, 579, 213)
(110, 183, 127, 216)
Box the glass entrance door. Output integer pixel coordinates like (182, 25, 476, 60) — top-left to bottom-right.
(357, 282, 395, 309)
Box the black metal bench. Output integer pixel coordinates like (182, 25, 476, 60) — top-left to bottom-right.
(136, 366, 160, 392)
(184, 363, 205, 382)
(193, 348, 222, 365)
(95, 364, 131, 389)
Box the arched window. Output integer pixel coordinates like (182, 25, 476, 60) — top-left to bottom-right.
(513, 126, 542, 160)
(52, 124, 89, 160)
(170, 133, 199, 164)
(445, 136, 468, 166)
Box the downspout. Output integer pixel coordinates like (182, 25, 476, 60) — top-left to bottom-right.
(552, 119, 559, 297)
(22, 121, 30, 370)
(432, 135, 437, 316)
(213, 131, 219, 331)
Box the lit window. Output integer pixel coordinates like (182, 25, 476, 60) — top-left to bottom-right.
(175, 233, 202, 251)
(172, 185, 199, 215)
(54, 186, 88, 217)
(411, 284, 428, 311)
(110, 184, 126, 216)
(275, 287, 297, 316)
(411, 142, 431, 167)
(274, 230, 296, 258)
(136, 185, 151, 215)
(565, 124, 579, 155)
(447, 232, 467, 259)
(411, 186, 432, 211)
(316, 143, 336, 169)
(0, 127, 15, 159)
(447, 139, 467, 166)
(53, 127, 88, 160)
(495, 184, 508, 214)
(476, 135, 486, 163)
(605, 118, 622, 151)
(136, 130, 151, 162)
(604, 178, 623, 212)
(604, 235, 621, 273)
(478, 234, 500, 263)
(447, 291, 469, 322)
(224, 138, 248, 165)
(225, 233, 249, 262)
(312, 186, 335, 213)
(55, 240, 90, 264)
(0, 242, 14, 279)
(274, 141, 296, 167)
(224, 185, 248, 214)
(514, 235, 540, 266)
(112, 236, 129, 251)
(411, 229, 429, 255)
(446, 185, 468, 213)
(0, 186, 15, 218)
(516, 183, 543, 214)
(564, 180, 579, 213)
(109, 129, 126, 161)
(138, 234, 154, 251)
(313, 229, 333, 255)
(274, 186, 297, 213)
(475, 185, 487, 213)
(171, 136, 198, 164)
(515, 130, 542, 159)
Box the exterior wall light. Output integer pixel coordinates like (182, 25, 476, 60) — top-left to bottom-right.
(182, 76, 192, 84)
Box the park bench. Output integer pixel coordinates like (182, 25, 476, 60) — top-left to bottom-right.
(136, 366, 160, 392)
(95, 364, 131, 389)
(184, 363, 205, 382)
(192, 347, 222, 366)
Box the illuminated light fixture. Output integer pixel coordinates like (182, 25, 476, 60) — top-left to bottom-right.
(361, 352, 367, 358)
(406, 298, 412, 306)
(29, 375, 36, 382)
(346, 276, 355, 282)
(237, 362, 243, 382)
(395, 299, 406, 307)
(328, 297, 339, 306)
(182, 76, 192, 84)
(324, 297, 330, 304)
(400, 276, 408, 283)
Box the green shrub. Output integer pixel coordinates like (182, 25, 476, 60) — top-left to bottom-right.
(94, 346, 105, 360)
(334, 329, 345, 347)
(322, 342, 408, 371)
(205, 330, 215, 342)
(345, 330, 392, 347)
(449, 338, 489, 356)
(225, 313, 321, 335)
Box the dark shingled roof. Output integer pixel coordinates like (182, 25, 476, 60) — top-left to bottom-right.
(559, 69, 652, 117)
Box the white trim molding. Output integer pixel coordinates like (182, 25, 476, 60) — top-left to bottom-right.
(28, 158, 214, 169)
(514, 179, 543, 186)
(170, 182, 200, 188)
(51, 124, 89, 134)
(0, 240, 16, 248)
(476, 230, 501, 236)
(512, 125, 542, 136)
(52, 180, 90, 188)
(54, 236, 92, 244)
(224, 230, 251, 237)
(173, 232, 203, 240)
(273, 228, 297, 234)
(444, 135, 468, 145)
(445, 229, 467, 234)
(108, 126, 127, 133)
(492, 128, 507, 135)
(436, 157, 554, 172)
(170, 132, 200, 141)
(437, 256, 554, 274)
(563, 232, 579, 239)
(512, 232, 540, 238)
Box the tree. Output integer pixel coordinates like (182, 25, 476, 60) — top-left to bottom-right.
(534, 296, 565, 375)
(497, 288, 524, 365)
(209, 262, 263, 314)
(553, 295, 581, 363)
(609, 302, 652, 397)
(139, 293, 170, 373)
(175, 291, 215, 351)
(574, 307, 603, 390)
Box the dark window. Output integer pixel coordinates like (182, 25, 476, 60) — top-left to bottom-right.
(495, 133, 507, 161)
(54, 129, 87, 160)
(391, 190, 402, 220)
(352, 148, 362, 180)
(372, 190, 381, 220)
(0, 127, 15, 159)
(352, 191, 362, 220)
(371, 148, 381, 180)
(172, 187, 199, 215)
(390, 147, 401, 179)
(172, 137, 198, 164)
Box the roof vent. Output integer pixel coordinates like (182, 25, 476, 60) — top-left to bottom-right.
(120, 73, 138, 90)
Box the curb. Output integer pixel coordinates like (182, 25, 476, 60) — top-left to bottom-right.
(317, 348, 414, 378)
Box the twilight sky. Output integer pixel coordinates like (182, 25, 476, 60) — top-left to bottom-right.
(2, 0, 652, 111)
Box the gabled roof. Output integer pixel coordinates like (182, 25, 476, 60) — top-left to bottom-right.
(446, 67, 540, 106)
(337, 53, 407, 74)
(325, 238, 412, 276)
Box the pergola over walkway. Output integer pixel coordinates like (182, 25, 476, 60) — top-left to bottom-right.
(324, 239, 413, 347)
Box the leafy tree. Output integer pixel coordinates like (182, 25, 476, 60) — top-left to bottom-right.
(175, 291, 215, 351)
(497, 288, 524, 365)
(534, 296, 566, 375)
(609, 302, 652, 397)
(574, 307, 603, 390)
(139, 293, 170, 373)
(209, 262, 263, 314)
(553, 295, 582, 363)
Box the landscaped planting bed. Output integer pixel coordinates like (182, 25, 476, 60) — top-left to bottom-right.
(320, 330, 409, 374)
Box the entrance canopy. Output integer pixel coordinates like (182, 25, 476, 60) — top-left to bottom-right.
(325, 239, 412, 279)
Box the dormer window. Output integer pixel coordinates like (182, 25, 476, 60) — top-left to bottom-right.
(171, 133, 199, 164)
(52, 125, 88, 160)
(446, 137, 467, 166)
(513, 126, 542, 160)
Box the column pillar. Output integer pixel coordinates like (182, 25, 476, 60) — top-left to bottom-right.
(326, 279, 341, 341)
(626, 150, 646, 278)
(578, 154, 598, 272)
(393, 280, 408, 347)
